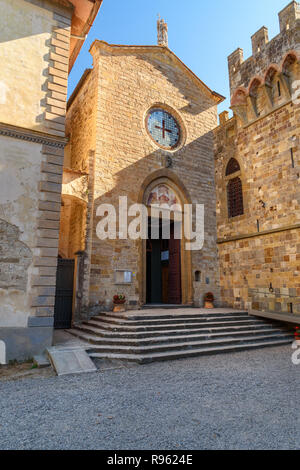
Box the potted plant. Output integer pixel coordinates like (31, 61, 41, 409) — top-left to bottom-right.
(113, 294, 126, 313)
(204, 292, 214, 309)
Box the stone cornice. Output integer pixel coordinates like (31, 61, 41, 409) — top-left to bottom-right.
(0, 123, 68, 148)
(217, 223, 300, 244)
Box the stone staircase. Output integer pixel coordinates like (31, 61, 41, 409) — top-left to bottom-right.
(68, 309, 294, 364)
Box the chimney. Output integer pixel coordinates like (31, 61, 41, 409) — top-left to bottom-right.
(157, 16, 168, 47)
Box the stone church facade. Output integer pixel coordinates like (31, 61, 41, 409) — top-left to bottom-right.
(0, 1, 299, 361)
(60, 38, 224, 320)
(60, 1, 300, 324)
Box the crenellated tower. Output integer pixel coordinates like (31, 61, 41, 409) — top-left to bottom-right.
(214, 2, 300, 316)
(228, 1, 300, 100)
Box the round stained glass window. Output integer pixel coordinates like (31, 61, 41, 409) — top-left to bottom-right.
(146, 108, 181, 149)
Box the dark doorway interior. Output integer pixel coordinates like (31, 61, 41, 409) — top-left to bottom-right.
(54, 258, 75, 329)
(146, 218, 181, 305)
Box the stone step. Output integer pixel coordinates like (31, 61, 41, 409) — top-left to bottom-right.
(92, 313, 255, 326)
(98, 310, 249, 322)
(142, 304, 193, 309)
(88, 338, 292, 364)
(83, 318, 270, 333)
(72, 322, 282, 340)
(82, 332, 293, 355)
(69, 309, 293, 364)
(68, 327, 290, 347)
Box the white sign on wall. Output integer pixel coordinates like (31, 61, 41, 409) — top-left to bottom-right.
(0, 340, 6, 365)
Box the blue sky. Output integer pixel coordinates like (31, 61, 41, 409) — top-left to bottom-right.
(68, 0, 290, 113)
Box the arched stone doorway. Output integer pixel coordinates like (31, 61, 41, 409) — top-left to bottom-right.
(138, 171, 193, 306)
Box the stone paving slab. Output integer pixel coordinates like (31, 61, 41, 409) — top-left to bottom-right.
(47, 347, 97, 376)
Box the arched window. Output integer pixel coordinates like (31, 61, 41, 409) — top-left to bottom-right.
(265, 67, 280, 106)
(226, 159, 244, 218)
(226, 158, 240, 176)
(282, 54, 297, 94)
(249, 79, 262, 117)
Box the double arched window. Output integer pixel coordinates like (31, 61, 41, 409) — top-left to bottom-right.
(226, 158, 244, 218)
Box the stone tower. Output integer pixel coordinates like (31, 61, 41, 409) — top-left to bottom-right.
(214, 1, 300, 315)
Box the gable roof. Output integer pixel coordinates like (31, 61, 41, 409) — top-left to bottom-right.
(89, 40, 225, 104)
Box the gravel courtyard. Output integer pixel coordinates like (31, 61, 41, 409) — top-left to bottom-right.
(0, 344, 299, 450)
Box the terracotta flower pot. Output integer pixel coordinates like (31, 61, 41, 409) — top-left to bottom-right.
(113, 304, 126, 313)
(113, 295, 126, 312)
(204, 293, 214, 309)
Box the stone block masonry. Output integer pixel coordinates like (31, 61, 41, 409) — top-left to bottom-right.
(62, 40, 224, 317)
(214, 2, 300, 317)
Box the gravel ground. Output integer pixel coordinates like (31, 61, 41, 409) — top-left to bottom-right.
(0, 344, 299, 450)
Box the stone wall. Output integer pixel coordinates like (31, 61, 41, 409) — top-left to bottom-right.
(214, 2, 300, 316)
(228, 1, 300, 96)
(0, 0, 72, 137)
(0, 0, 73, 360)
(65, 41, 222, 312)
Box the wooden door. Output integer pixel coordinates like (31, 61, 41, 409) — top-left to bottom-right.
(168, 226, 181, 304)
(150, 239, 162, 303)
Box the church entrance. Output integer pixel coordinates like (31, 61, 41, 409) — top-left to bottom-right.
(146, 217, 181, 305)
(141, 176, 193, 306)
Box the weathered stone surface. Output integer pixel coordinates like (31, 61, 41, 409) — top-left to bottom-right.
(47, 347, 97, 376)
(61, 41, 223, 313)
(0, 219, 32, 290)
(228, 2, 300, 95)
(214, 5, 300, 315)
(0, 0, 71, 135)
